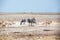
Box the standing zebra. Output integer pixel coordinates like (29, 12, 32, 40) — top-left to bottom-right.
(20, 19, 26, 25)
(27, 18, 36, 26)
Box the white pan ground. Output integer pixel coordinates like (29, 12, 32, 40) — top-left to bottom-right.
(0, 21, 60, 36)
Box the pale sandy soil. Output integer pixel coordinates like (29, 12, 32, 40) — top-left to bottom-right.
(0, 13, 60, 40)
(0, 35, 60, 40)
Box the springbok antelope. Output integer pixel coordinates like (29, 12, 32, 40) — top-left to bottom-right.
(43, 20, 52, 26)
(0, 21, 6, 27)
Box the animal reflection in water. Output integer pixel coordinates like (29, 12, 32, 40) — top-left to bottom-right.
(20, 18, 36, 26)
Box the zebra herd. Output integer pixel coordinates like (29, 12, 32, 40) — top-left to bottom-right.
(0, 18, 36, 27)
(0, 17, 53, 27)
(20, 18, 53, 26)
(20, 18, 36, 26)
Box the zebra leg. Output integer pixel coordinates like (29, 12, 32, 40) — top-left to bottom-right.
(20, 22, 22, 25)
(23, 22, 25, 24)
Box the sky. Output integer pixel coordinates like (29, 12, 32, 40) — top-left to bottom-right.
(0, 0, 60, 12)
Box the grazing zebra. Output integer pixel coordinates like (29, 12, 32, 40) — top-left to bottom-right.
(20, 19, 26, 25)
